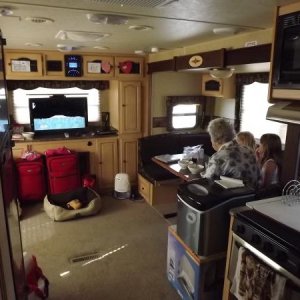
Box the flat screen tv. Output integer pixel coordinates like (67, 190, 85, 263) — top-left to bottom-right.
(29, 95, 88, 135)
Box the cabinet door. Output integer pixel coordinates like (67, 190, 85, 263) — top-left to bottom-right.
(96, 138, 118, 189)
(5, 52, 43, 79)
(119, 135, 140, 184)
(83, 55, 114, 78)
(44, 52, 64, 77)
(201, 74, 223, 97)
(119, 81, 142, 134)
(115, 56, 144, 79)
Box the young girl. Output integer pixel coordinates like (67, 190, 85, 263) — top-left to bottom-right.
(236, 131, 256, 151)
(256, 133, 283, 188)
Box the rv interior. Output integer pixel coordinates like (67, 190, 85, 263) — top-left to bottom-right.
(1, 0, 300, 299)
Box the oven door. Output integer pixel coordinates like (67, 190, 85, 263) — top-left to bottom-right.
(228, 233, 300, 299)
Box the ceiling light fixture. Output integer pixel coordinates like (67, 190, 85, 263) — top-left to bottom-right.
(0, 7, 13, 16)
(209, 67, 235, 79)
(93, 46, 110, 50)
(25, 42, 43, 47)
(87, 13, 130, 25)
(56, 44, 82, 52)
(128, 25, 153, 31)
(213, 27, 239, 36)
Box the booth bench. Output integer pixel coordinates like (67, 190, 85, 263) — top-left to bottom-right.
(138, 132, 215, 205)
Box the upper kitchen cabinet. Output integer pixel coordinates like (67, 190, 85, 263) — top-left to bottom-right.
(83, 55, 114, 79)
(114, 56, 144, 79)
(201, 74, 235, 98)
(4, 52, 43, 79)
(269, 2, 300, 102)
(44, 52, 65, 77)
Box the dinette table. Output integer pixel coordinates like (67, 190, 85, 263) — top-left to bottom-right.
(151, 156, 203, 182)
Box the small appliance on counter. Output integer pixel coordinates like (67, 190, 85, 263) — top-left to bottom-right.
(177, 178, 255, 256)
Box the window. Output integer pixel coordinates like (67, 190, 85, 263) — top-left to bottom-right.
(13, 87, 100, 125)
(166, 96, 206, 131)
(239, 82, 287, 143)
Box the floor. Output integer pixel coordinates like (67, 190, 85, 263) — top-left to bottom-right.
(20, 195, 180, 300)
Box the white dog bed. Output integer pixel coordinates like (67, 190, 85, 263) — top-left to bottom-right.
(44, 187, 102, 221)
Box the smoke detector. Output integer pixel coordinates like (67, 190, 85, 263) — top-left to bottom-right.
(25, 16, 54, 24)
(55, 30, 111, 42)
(87, 13, 130, 25)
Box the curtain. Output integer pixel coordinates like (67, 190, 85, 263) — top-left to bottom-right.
(234, 72, 269, 131)
(6, 80, 110, 91)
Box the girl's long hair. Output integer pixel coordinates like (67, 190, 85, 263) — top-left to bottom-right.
(260, 133, 283, 172)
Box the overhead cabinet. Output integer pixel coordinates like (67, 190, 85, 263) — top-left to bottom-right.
(4, 50, 144, 80)
(201, 74, 235, 98)
(83, 55, 114, 78)
(114, 56, 144, 79)
(5, 52, 43, 79)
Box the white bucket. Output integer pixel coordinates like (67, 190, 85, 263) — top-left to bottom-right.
(114, 173, 131, 199)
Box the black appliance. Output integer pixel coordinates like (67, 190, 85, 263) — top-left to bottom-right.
(273, 10, 300, 89)
(0, 31, 26, 299)
(177, 178, 255, 256)
(227, 196, 300, 298)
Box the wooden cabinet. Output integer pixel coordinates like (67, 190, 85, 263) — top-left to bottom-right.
(83, 55, 114, 79)
(119, 135, 140, 184)
(5, 52, 43, 79)
(44, 52, 65, 77)
(119, 81, 142, 134)
(96, 137, 118, 190)
(201, 74, 235, 98)
(114, 56, 144, 79)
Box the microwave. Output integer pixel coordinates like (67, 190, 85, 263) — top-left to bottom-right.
(272, 10, 300, 90)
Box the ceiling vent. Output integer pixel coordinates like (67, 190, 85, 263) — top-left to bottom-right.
(87, 0, 179, 8)
(55, 30, 111, 42)
(87, 13, 131, 25)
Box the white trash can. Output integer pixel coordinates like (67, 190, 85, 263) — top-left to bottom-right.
(114, 173, 131, 199)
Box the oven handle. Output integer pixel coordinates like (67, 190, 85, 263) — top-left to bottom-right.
(232, 232, 300, 287)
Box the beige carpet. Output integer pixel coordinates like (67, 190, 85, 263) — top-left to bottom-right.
(20, 196, 180, 300)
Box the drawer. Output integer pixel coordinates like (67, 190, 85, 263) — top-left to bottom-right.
(138, 174, 151, 203)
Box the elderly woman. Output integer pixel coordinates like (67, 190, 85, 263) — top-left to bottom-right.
(202, 118, 260, 188)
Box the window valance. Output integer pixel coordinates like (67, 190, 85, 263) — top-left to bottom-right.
(6, 80, 110, 91)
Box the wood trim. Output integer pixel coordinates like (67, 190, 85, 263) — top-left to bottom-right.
(281, 123, 300, 184)
(175, 49, 225, 71)
(279, 2, 300, 16)
(225, 44, 271, 66)
(147, 59, 175, 74)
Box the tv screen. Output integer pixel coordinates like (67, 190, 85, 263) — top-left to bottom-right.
(29, 95, 88, 134)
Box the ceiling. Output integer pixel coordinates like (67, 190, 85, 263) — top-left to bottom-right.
(0, 0, 297, 54)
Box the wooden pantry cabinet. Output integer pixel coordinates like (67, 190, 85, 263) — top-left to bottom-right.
(109, 80, 142, 134)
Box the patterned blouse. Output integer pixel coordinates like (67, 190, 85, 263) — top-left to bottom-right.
(202, 140, 260, 188)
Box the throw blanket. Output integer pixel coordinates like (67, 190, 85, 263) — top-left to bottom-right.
(230, 246, 286, 300)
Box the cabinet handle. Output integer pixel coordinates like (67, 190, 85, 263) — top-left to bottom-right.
(123, 160, 126, 163)
(87, 141, 93, 146)
(122, 104, 126, 107)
